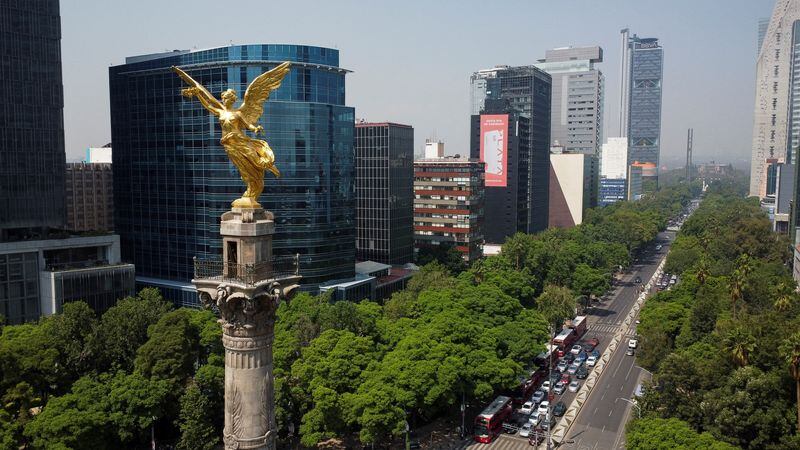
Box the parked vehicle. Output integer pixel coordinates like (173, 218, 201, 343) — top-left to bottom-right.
(634, 276, 642, 284)
(634, 384, 646, 398)
(552, 401, 567, 417)
(586, 337, 600, 348)
(575, 351, 588, 364)
(567, 363, 580, 375)
(591, 350, 600, 358)
(626, 347, 635, 356)
(628, 339, 638, 349)
(560, 373, 571, 384)
(556, 360, 569, 373)
(570, 344, 583, 355)
(540, 381, 550, 392)
(531, 390, 546, 404)
(568, 380, 580, 392)
(553, 381, 567, 395)
(586, 355, 598, 367)
(553, 328, 577, 356)
(576, 366, 589, 379)
(474, 396, 513, 443)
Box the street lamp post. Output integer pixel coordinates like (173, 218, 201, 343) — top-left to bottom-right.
(405, 420, 410, 450)
(460, 391, 466, 439)
(617, 397, 641, 418)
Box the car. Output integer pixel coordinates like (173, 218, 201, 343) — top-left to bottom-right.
(528, 431, 545, 446)
(591, 349, 600, 358)
(586, 337, 600, 348)
(541, 381, 551, 392)
(634, 276, 642, 284)
(560, 373, 571, 384)
(626, 347, 635, 356)
(538, 416, 557, 431)
(562, 352, 575, 363)
(568, 380, 580, 392)
(531, 390, 546, 404)
(586, 355, 598, 367)
(656, 244, 662, 250)
(570, 344, 583, 355)
(519, 421, 533, 438)
(629, 339, 638, 349)
(567, 362, 580, 375)
(556, 360, 569, 372)
(576, 366, 589, 379)
(520, 400, 535, 415)
(575, 351, 588, 364)
(528, 412, 542, 427)
(553, 381, 567, 395)
(552, 401, 567, 417)
(537, 401, 550, 416)
(634, 384, 646, 398)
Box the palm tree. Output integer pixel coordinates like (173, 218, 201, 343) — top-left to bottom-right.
(728, 255, 752, 320)
(723, 327, 755, 368)
(780, 332, 800, 432)
(773, 281, 797, 312)
(696, 256, 710, 286)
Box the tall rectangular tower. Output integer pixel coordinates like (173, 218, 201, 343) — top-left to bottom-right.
(354, 122, 414, 265)
(626, 35, 664, 182)
(470, 99, 531, 244)
(535, 46, 604, 156)
(0, 0, 66, 238)
(470, 65, 551, 233)
(110, 45, 355, 304)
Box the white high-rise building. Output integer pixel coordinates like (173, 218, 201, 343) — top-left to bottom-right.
(750, 0, 800, 198)
(424, 140, 444, 159)
(601, 137, 628, 179)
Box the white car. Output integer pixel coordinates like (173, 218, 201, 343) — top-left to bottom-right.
(519, 421, 533, 437)
(570, 344, 583, 355)
(520, 401, 535, 415)
(628, 339, 638, 349)
(568, 380, 580, 392)
(586, 355, 598, 367)
(537, 401, 550, 416)
(540, 381, 551, 392)
(656, 244, 662, 250)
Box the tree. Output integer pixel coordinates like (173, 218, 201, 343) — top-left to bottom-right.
(536, 285, 576, 330)
(571, 263, 610, 302)
(626, 417, 737, 450)
(773, 281, 797, 312)
(134, 309, 198, 385)
(722, 327, 755, 368)
(176, 363, 224, 450)
(780, 331, 800, 433)
(88, 288, 171, 372)
(415, 243, 466, 274)
(728, 255, 751, 320)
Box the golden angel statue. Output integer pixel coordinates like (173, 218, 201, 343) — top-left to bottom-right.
(172, 62, 291, 209)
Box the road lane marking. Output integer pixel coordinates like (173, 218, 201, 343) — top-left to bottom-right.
(625, 360, 634, 381)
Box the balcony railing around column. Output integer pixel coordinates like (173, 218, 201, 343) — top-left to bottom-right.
(193, 254, 300, 286)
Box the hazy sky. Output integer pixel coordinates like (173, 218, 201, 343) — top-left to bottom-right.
(61, 0, 774, 168)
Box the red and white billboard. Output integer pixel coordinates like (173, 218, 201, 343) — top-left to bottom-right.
(479, 114, 508, 187)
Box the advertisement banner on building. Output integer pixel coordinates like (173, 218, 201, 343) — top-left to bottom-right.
(480, 114, 508, 187)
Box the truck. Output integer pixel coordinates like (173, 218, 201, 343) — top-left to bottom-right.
(552, 328, 577, 356)
(474, 395, 513, 443)
(569, 316, 587, 339)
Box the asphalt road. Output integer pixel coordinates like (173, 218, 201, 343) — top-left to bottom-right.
(460, 230, 674, 450)
(561, 231, 674, 450)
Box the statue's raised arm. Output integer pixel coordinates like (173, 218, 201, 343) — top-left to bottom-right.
(238, 62, 291, 124)
(171, 66, 224, 116)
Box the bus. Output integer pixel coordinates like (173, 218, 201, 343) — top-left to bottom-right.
(474, 395, 513, 443)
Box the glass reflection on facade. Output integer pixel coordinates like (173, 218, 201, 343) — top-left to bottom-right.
(110, 45, 355, 305)
(627, 36, 663, 177)
(0, 0, 66, 236)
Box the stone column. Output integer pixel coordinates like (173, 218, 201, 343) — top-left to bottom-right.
(194, 208, 300, 450)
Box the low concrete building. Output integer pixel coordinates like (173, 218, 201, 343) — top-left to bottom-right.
(319, 261, 417, 302)
(0, 234, 135, 323)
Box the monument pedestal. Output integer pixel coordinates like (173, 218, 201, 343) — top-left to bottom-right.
(193, 207, 300, 450)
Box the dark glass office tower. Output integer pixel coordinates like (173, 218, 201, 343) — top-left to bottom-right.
(354, 122, 413, 265)
(470, 99, 530, 244)
(626, 36, 663, 180)
(470, 65, 551, 233)
(0, 0, 66, 238)
(110, 45, 355, 305)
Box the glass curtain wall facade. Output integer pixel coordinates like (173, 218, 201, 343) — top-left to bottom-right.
(470, 66, 551, 234)
(626, 36, 663, 180)
(470, 100, 530, 244)
(110, 45, 355, 305)
(0, 0, 66, 237)
(355, 123, 413, 265)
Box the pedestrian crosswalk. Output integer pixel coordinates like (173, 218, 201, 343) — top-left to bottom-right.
(457, 434, 535, 450)
(588, 323, 619, 334)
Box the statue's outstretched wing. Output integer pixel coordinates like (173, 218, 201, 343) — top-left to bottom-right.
(171, 66, 223, 112)
(238, 62, 291, 124)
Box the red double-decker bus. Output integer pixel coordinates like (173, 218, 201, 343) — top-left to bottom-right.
(474, 395, 512, 443)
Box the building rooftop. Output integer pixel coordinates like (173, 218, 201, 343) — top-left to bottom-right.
(355, 121, 413, 129)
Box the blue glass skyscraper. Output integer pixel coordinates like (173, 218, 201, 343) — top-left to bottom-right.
(626, 35, 663, 180)
(110, 45, 355, 305)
